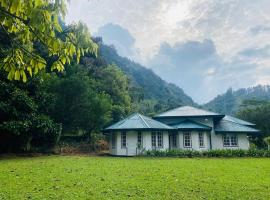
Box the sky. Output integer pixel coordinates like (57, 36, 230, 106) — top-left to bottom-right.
(66, 0, 270, 104)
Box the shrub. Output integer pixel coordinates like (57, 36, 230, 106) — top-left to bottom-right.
(143, 149, 270, 158)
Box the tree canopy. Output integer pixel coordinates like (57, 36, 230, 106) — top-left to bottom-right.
(0, 0, 97, 82)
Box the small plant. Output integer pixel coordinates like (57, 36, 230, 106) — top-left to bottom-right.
(263, 137, 270, 150)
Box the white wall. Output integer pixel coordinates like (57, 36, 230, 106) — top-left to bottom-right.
(109, 130, 169, 156)
(109, 129, 251, 156)
(211, 133, 250, 150)
(177, 131, 210, 151)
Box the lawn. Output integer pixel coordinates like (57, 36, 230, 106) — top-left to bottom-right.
(0, 156, 269, 200)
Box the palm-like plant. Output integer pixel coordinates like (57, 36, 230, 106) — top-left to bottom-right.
(263, 137, 270, 150)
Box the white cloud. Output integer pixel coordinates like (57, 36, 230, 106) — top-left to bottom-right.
(66, 0, 270, 103)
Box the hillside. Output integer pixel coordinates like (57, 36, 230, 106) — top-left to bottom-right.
(96, 39, 194, 114)
(204, 85, 270, 115)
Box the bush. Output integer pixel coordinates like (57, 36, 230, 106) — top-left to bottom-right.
(143, 149, 270, 158)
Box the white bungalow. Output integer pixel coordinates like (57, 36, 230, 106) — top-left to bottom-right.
(103, 106, 260, 156)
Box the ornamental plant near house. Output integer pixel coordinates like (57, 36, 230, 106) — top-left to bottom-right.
(264, 136, 270, 150)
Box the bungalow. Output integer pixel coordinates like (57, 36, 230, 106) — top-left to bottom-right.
(103, 106, 260, 156)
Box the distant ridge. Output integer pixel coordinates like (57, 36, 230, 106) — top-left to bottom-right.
(204, 85, 270, 115)
(96, 38, 194, 114)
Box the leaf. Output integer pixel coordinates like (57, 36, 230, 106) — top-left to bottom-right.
(14, 70, 20, 80)
(27, 67, 32, 77)
(22, 71, 27, 82)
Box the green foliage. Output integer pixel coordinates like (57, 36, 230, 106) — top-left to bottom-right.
(0, 156, 270, 199)
(143, 149, 270, 157)
(98, 41, 194, 115)
(264, 136, 270, 150)
(0, 0, 98, 81)
(0, 71, 60, 152)
(237, 102, 270, 148)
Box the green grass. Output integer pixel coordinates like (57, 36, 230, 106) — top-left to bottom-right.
(0, 156, 269, 200)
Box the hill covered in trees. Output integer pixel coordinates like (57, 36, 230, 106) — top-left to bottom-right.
(204, 85, 270, 115)
(97, 38, 194, 115)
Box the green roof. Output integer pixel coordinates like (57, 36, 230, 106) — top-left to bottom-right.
(155, 106, 224, 118)
(223, 115, 255, 126)
(172, 120, 212, 131)
(104, 113, 173, 132)
(215, 119, 260, 133)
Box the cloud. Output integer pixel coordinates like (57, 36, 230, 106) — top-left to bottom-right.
(249, 25, 270, 35)
(66, 0, 270, 103)
(148, 40, 258, 103)
(240, 45, 270, 58)
(96, 23, 136, 59)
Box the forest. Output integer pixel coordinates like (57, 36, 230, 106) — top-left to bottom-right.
(0, 0, 269, 153)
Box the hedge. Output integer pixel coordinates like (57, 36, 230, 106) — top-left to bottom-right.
(143, 149, 270, 158)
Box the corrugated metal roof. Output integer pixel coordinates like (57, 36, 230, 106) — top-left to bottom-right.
(215, 119, 260, 133)
(155, 106, 224, 118)
(223, 115, 255, 126)
(172, 120, 212, 131)
(104, 113, 173, 131)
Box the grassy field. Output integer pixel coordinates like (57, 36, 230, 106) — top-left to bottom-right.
(0, 156, 269, 200)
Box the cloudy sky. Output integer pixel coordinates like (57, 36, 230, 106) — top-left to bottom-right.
(66, 0, 270, 104)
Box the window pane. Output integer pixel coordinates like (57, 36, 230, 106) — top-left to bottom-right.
(172, 134, 177, 147)
(230, 135, 238, 146)
(151, 132, 156, 147)
(121, 132, 126, 148)
(157, 132, 163, 147)
(137, 131, 142, 147)
(111, 133, 116, 149)
(199, 132, 204, 147)
(223, 135, 230, 146)
(184, 132, 191, 147)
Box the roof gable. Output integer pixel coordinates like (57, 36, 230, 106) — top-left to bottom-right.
(104, 113, 173, 131)
(155, 106, 224, 118)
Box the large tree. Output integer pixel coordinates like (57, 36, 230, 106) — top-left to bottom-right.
(237, 100, 270, 148)
(0, 0, 97, 82)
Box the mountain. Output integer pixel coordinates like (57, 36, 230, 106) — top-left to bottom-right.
(204, 85, 270, 115)
(95, 38, 194, 114)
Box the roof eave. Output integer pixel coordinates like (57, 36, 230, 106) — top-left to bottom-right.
(154, 114, 225, 119)
(102, 128, 174, 133)
(215, 130, 261, 134)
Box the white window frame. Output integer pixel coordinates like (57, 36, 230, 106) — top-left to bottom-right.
(111, 132, 116, 149)
(151, 131, 163, 148)
(121, 131, 126, 149)
(223, 134, 238, 147)
(198, 132, 204, 148)
(183, 132, 192, 148)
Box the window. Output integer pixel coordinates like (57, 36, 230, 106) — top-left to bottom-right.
(183, 132, 191, 148)
(151, 132, 156, 147)
(151, 131, 163, 148)
(223, 134, 238, 147)
(230, 135, 238, 146)
(157, 132, 163, 148)
(137, 131, 143, 147)
(121, 131, 126, 148)
(198, 132, 204, 148)
(172, 134, 177, 148)
(111, 133, 116, 149)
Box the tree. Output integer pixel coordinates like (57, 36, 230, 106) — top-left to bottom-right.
(237, 101, 270, 148)
(0, 0, 97, 82)
(0, 71, 60, 152)
(49, 64, 112, 139)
